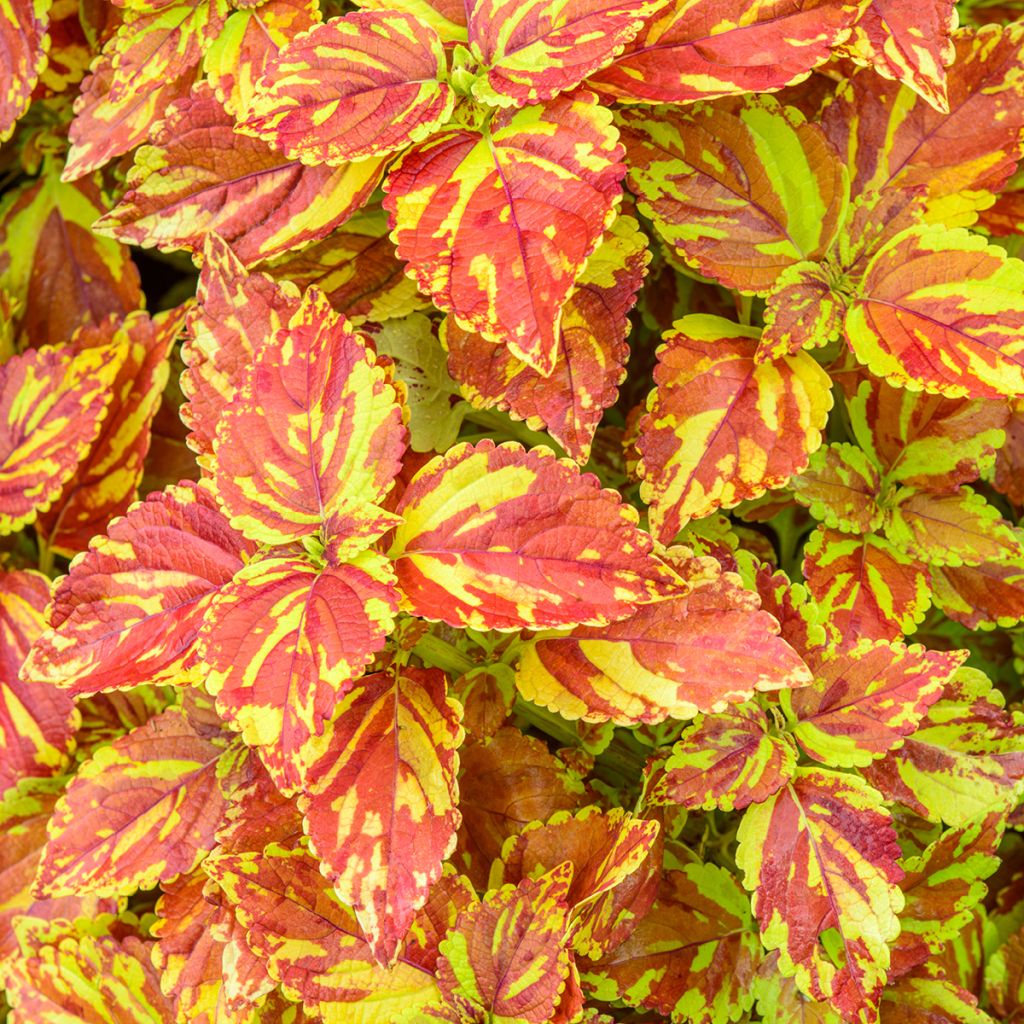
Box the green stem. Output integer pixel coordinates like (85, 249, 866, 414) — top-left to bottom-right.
(38, 539, 54, 577)
(411, 633, 475, 677)
(462, 408, 566, 456)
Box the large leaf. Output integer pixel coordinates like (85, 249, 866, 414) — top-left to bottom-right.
(619, 97, 849, 294)
(0, 0, 50, 141)
(301, 665, 463, 963)
(637, 315, 832, 542)
(204, 844, 439, 1018)
(22, 482, 253, 695)
(465, 0, 664, 107)
(861, 668, 1024, 826)
(0, 343, 120, 535)
(587, 0, 860, 104)
(390, 439, 678, 630)
(34, 707, 241, 897)
(516, 555, 811, 724)
(735, 767, 904, 1018)
(781, 639, 963, 768)
(94, 84, 386, 266)
(198, 553, 399, 793)
(845, 225, 1024, 399)
(583, 862, 761, 1024)
(239, 10, 453, 164)
(384, 91, 623, 376)
(208, 286, 405, 546)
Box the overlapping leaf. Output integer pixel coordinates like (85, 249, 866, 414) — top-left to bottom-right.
(930, 555, 1024, 629)
(736, 767, 904, 1017)
(637, 315, 832, 541)
(22, 482, 253, 694)
(516, 555, 811, 724)
(759, 261, 845, 360)
(95, 84, 386, 267)
(384, 91, 623, 376)
(0, 0, 51, 142)
(619, 97, 848, 294)
(299, 665, 463, 963)
(790, 443, 884, 535)
(208, 286, 405, 546)
(390, 439, 677, 630)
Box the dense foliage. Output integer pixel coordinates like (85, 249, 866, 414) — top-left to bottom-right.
(3, 0, 1024, 1022)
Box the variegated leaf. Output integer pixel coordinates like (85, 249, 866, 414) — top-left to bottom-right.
(0, 0, 51, 141)
(790, 443, 884, 535)
(759, 261, 845, 360)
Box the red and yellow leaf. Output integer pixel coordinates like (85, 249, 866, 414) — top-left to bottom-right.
(759, 260, 845, 361)
(637, 315, 832, 541)
(22, 482, 253, 695)
(790, 443, 884, 535)
(94, 83, 386, 267)
(208, 286, 405, 547)
(239, 10, 453, 164)
(390, 439, 678, 630)
(0, 0, 51, 141)
(384, 91, 623, 376)
(0, 343, 120, 535)
(199, 553, 399, 793)
(516, 555, 811, 724)
(34, 706, 240, 897)
(619, 97, 849, 294)
(301, 665, 463, 963)
(735, 767, 904, 1017)
(929, 556, 1024, 629)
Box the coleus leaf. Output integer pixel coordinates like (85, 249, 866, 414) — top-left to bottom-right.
(0, 343, 120, 535)
(780, 638, 964, 768)
(36, 308, 181, 556)
(436, 864, 573, 1024)
(204, 843, 439, 1018)
(583, 861, 761, 1024)
(0, 0, 50, 141)
(182, 233, 303, 457)
(929, 555, 1024, 629)
(619, 96, 849, 294)
(203, 0, 321, 120)
(802, 527, 932, 641)
(444, 214, 648, 464)
(33, 706, 243, 897)
(837, 0, 957, 113)
(390, 439, 677, 630)
(94, 83, 386, 267)
(384, 91, 623, 376)
(759, 261, 845, 360)
(463, 0, 665, 108)
(646, 703, 798, 812)
(0, 570, 78, 793)
(883, 969, 995, 1024)
(636, 315, 832, 542)
(22, 481, 254, 695)
(300, 665, 463, 963)
(0, 174, 143, 349)
(822, 23, 1024, 226)
(63, 0, 228, 181)
(208, 285, 405, 547)
(861, 668, 1024, 826)
(239, 10, 454, 164)
(515, 553, 812, 724)
(844, 225, 1024, 399)
(735, 767, 904, 1017)
(790, 443, 884, 535)
(587, 0, 861, 105)
(198, 552, 400, 793)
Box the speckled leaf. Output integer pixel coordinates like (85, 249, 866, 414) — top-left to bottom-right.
(647, 703, 797, 811)
(791, 443, 884, 535)
(619, 97, 849, 294)
(208, 286, 405, 546)
(34, 706, 240, 897)
(782, 639, 963, 768)
(637, 315, 832, 541)
(587, 0, 861, 104)
(861, 668, 1024, 827)
(204, 843, 439, 1017)
(384, 91, 623, 376)
(300, 665, 463, 964)
(199, 553, 399, 794)
(802, 527, 932, 641)
(390, 439, 678, 630)
(0, 343, 120, 535)
(735, 767, 904, 1017)
(759, 260, 845, 360)
(516, 556, 811, 724)
(0, 0, 51, 141)
(94, 84, 386, 267)
(22, 482, 253, 695)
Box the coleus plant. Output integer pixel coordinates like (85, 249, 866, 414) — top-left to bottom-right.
(4, 0, 1024, 1021)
